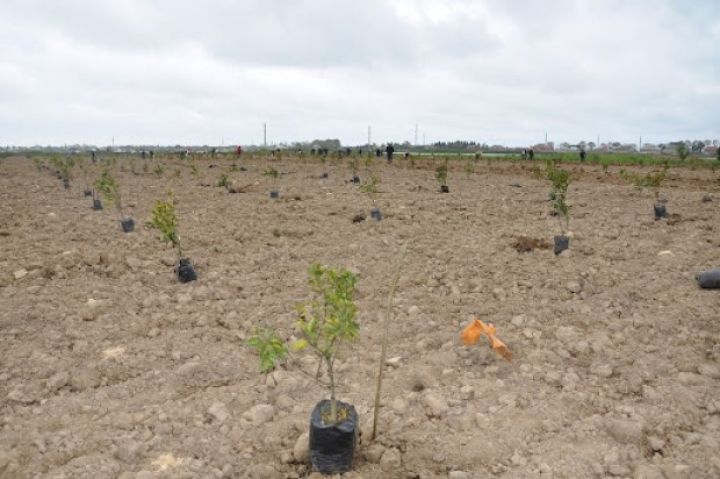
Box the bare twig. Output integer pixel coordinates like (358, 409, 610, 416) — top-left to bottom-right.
(371, 242, 409, 441)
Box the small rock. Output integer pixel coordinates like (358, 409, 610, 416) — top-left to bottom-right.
(697, 363, 720, 379)
(460, 385, 474, 400)
(207, 402, 229, 423)
(246, 464, 281, 479)
(492, 287, 506, 300)
(391, 397, 408, 414)
(114, 442, 146, 463)
(177, 361, 200, 376)
(70, 367, 100, 391)
(633, 464, 665, 479)
(701, 195, 712, 203)
(380, 447, 402, 471)
(677, 372, 704, 385)
(407, 305, 420, 315)
(279, 450, 294, 464)
(386, 356, 402, 368)
(364, 443, 385, 464)
(13, 269, 28, 280)
(608, 463, 631, 476)
(449, 471, 469, 479)
(566, 281, 582, 293)
(605, 419, 644, 444)
(7, 387, 36, 404)
(46, 371, 69, 391)
(292, 432, 309, 463)
(590, 363, 614, 378)
(510, 451, 527, 466)
(243, 404, 274, 425)
(423, 392, 448, 417)
(125, 256, 142, 270)
(544, 370, 562, 386)
(647, 436, 665, 452)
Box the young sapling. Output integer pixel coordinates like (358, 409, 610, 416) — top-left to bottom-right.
(348, 157, 360, 183)
(621, 167, 668, 218)
(148, 192, 197, 282)
(436, 159, 449, 192)
(293, 264, 359, 424)
(264, 167, 280, 198)
(95, 169, 134, 232)
(360, 174, 381, 220)
(247, 263, 361, 473)
(464, 157, 475, 178)
(546, 160, 571, 254)
(217, 173, 230, 188)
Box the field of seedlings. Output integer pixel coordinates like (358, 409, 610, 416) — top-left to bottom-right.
(1, 153, 719, 479)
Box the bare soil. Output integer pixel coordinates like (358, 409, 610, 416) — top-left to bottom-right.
(1, 155, 719, 479)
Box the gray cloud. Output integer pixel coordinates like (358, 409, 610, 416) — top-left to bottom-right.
(1, 0, 718, 146)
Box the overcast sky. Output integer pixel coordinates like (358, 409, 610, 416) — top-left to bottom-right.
(1, 0, 719, 147)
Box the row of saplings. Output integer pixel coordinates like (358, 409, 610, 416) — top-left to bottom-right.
(43, 157, 199, 283)
(95, 171, 199, 282)
(214, 154, 453, 223)
(545, 159, 720, 288)
(246, 257, 512, 474)
(50, 156, 720, 291)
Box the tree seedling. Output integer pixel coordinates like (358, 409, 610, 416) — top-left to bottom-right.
(436, 158, 449, 192)
(546, 160, 571, 254)
(153, 163, 164, 177)
(53, 156, 74, 189)
(348, 157, 360, 183)
(148, 192, 197, 282)
(264, 167, 280, 198)
(246, 264, 359, 426)
(95, 168, 134, 231)
(360, 174, 381, 220)
(464, 157, 475, 178)
(217, 173, 230, 188)
(294, 264, 359, 425)
(620, 166, 668, 218)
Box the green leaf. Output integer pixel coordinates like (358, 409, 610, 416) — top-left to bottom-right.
(292, 338, 308, 352)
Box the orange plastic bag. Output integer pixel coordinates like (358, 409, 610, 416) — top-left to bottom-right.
(460, 318, 512, 362)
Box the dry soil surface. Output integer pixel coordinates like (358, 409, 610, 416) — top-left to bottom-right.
(1, 155, 719, 479)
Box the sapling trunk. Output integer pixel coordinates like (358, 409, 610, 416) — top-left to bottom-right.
(115, 192, 125, 221)
(326, 355, 337, 424)
(371, 243, 408, 441)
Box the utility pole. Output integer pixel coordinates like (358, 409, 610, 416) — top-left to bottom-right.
(263, 123, 267, 146)
(414, 124, 418, 146)
(545, 132, 547, 143)
(639, 135, 642, 151)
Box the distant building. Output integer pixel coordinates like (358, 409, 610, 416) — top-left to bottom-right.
(532, 142, 554, 152)
(640, 143, 661, 153)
